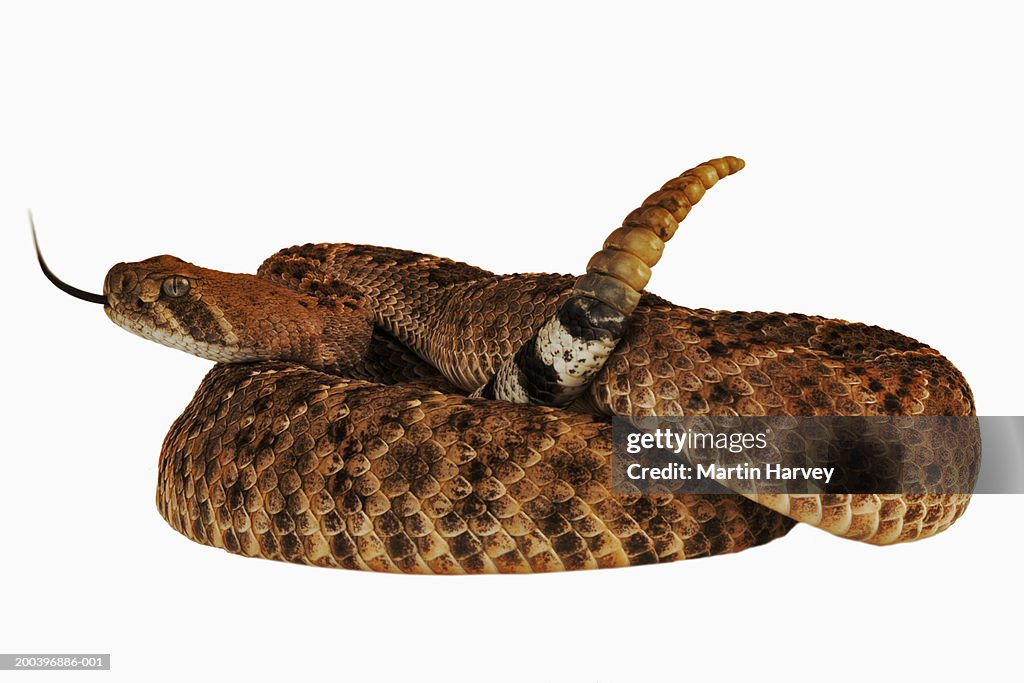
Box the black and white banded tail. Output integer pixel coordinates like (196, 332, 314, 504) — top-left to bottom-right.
(474, 156, 746, 406)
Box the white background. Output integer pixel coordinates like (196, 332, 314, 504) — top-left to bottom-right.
(1, 1, 1021, 681)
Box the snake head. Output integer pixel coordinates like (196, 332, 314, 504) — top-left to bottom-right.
(100, 255, 374, 371)
(103, 255, 259, 362)
(33, 216, 373, 373)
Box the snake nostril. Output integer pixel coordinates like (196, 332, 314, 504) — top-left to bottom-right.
(119, 270, 139, 293)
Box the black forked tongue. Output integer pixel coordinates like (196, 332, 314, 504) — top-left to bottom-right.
(30, 211, 108, 305)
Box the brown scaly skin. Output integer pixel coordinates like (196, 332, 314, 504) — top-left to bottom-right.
(253, 260, 976, 548)
(101, 157, 978, 572)
(160, 362, 793, 572)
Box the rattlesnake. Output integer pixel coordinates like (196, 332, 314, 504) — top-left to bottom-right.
(37, 157, 979, 573)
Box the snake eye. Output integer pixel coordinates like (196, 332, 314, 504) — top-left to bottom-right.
(162, 275, 191, 298)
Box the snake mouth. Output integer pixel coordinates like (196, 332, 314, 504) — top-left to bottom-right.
(30, 212, 108, 306)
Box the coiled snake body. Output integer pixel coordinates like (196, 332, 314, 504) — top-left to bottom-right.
(40, 157, 978, 573)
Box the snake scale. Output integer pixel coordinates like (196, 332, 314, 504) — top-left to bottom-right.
(39, 157, 979, 573)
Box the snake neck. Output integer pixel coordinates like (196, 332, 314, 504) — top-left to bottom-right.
(258, 243, 501, 378)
